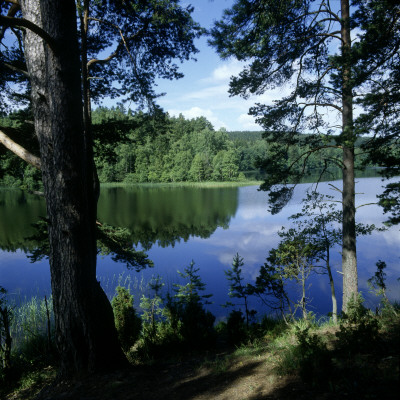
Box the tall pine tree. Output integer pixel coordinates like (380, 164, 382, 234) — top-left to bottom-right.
(210, 0, 400, 311)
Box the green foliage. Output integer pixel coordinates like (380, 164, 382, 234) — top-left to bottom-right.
(368, 261, 399, 323)
(133, 265, 217, 360)
(224, 253, 255, 327)
(97, 223, 153, 271)
(140, 276, 165, 342)
(0, 107, 384, 188)
(134, 276, 180, 360)
(111, 286, 142, 352)
(267, 226, 320, 320)
(335, 294, 379, 357)
(259, 315, 287, 341)
(24, 218, 153, 272)
(249, 262, 289, 321)
(378, 182, 400, 226)
(341, 293, 370, 324)
(277, 325, 332, 387)
(226, 310, 247, 346)
(92, 110, 245, 184)
(0, 294, 57, 389)
(368, 260, 388, 301)
(167, 261, 216, 349)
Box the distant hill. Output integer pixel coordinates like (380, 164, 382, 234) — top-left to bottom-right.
(227, 131, 263, 141)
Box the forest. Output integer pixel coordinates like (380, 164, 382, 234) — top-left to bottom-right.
(0, 106, 374, 188)
(0, 0, 399, 399)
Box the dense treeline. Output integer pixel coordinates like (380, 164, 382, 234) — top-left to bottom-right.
(92, 106, 247, 183)
(92, 106, 374, 184)
(0, 106, 375, 187)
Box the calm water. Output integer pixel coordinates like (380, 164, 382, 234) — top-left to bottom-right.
(0, 178, 399, 319)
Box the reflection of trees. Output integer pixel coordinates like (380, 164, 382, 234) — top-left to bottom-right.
(0, 190, 46, 252)
(98, 186, 239, 250)
(0, 186, 239, 253)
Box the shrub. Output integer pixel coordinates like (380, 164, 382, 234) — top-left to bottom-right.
(111, 286, 141, 352)
(277, 325, 331, 387)
(226, 310, 247, 346)
(337, 293, 380, 356)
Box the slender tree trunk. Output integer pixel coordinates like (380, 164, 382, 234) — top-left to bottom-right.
(20, 0, 127, 378)
(326, 246, 337, 323)
(80, 0, 100, 203)
(0, 305, 12, 371)
(301, 266, 307, 320)
(244, 295, 249, 328)
(341, 0, 357, 313)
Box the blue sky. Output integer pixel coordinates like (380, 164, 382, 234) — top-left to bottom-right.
(152, 0, 344, 133)
(153, 0, 272, 131)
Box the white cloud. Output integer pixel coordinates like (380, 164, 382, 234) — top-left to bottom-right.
(167, 106, 228, 130)
(184, 84, 229, 100)
(237, 113, 259, 131)
(210, 60, 244, 82)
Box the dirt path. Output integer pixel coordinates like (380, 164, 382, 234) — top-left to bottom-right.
(17, 353, 337, 400)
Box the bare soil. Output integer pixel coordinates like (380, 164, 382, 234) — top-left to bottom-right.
(6, 350, 388, 400)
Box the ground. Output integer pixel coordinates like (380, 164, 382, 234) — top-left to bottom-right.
(6, 347, 399, 400)
(6, 355, 314, 400)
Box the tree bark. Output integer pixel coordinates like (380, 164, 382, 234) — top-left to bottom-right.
(325, 246, 337, 324)
(79, 0, 100, 203)
(340, 0, 357, 312)
(19, 0, 127, 378)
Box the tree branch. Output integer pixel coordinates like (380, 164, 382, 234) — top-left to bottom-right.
(0, 2, 19, 42)
(3, 61, 29, 77)
(298, 101, 343, 113)
(86, 17, 142, 69)
(0, 128, 41, 169)
(87, 41, 124, 68)
(0, 15, 57, 52)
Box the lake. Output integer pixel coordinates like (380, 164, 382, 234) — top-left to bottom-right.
(0, 177, 399, 320)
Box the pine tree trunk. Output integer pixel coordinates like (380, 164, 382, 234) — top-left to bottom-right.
(340, 0, 357, 313)
(20, 0, 127, 378)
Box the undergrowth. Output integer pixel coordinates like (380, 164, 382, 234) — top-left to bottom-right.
(1, 283, 399, 400)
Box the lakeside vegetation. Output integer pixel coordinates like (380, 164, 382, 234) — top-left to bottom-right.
(100, 180, 261, 188)
(0, 0, 399, 396)
(0, 107, 376, 190)
(1, 259, 399, 399)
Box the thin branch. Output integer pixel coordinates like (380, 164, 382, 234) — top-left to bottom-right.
(3, 62, 29, 77)
(0, 128, 41, 169)
(356, 202, 377, 209)
(297, 101, 343, 113)
(87, 17, 142, 68)
(328, 183, 342, 194)
(299, 32, 343, 44)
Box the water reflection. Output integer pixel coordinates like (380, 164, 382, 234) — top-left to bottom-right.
(98, 186, 239, 249)
(0, 179, 399, 318)
(0, 189, 46, 252)
(0, 186, 239, 253)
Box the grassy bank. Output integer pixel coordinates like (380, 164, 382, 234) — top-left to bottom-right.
(1, 295, 399, 400)
(100, 180, 261, 189)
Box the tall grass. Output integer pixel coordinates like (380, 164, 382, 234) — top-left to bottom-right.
(11, 295, 54, 351)
(98, 272, 148, 304)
